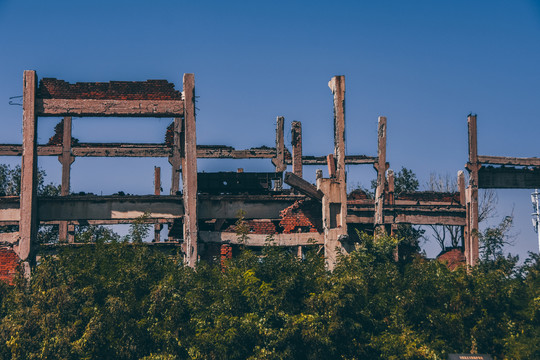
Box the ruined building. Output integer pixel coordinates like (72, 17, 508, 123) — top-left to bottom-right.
(0, 71, 538, 280)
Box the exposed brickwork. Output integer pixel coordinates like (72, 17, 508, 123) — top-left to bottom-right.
(279, 200, 322, 233)
(47, 119, 79, 146)
(397, 191, 460, 203)
(347, 189, 370, 200)
(220, 244, 233, 269)
(165, 122, 174, 146)
(436, 247, 466, 270)
(225, 220, 277, 234)
(37, 78, 182, 100)
(221, 200, 321, 236)
(0, 247, 19, 284)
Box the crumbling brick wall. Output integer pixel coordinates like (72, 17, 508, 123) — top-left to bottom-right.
(220, 244, 233, 269)
(37, 79, 182, 100)
(279, 200, 322, 233)
(47, 119, 79, 146)
(225, 220, 277, 235)
(222, 200, 322, 236)
(436, 247, 466, 270)
(0, 247, 19, 284)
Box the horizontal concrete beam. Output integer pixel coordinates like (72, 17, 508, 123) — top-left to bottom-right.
(38, 241, 182, 255)
(199, 231, 324, 246)
(285, 155, 377, 165)
(40, 218, 174, 226)
(39, 195, 184, 221)
(0, 232, 19, 244)
(478, 155, 540, 167)
(284, 172, 323, 201)
(198, 146, 276, 158)
(36, 99, 184, 117)
(198, 194, 301, 219)
(0, 194, 303, 223)
(385, 205, 466, 226)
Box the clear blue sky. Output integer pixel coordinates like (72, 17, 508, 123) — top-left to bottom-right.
(1, 0, 539, 257)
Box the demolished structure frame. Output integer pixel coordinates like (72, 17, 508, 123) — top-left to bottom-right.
(0, 71, 538, 273)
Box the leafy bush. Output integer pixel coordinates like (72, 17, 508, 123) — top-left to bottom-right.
(0, 233, 538, 359)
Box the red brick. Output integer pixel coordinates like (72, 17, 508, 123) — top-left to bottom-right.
(0, 247, 19, 285)
(436, 248, 466, 270)
(37, 78, 182, 100)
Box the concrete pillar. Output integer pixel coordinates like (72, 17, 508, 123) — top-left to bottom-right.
(182, 73, 198, 267)
(320, 75, 349, 271)
(291, 121, 302, 178)
(327, 154, 336, 178)
(387, 169, 395, 206)
(458, 170, 466, 206)
(58, 116, 75, 243)
(273, 116, 286, 172)
(272, 116, 285, 190)
(153, 166, 162, 243)
(458, 170, 466, 251)
(374, 116, 387, 233)
(168, 117, 181, 195)
(465, 114, 480, 266)
(19, 70, 38, 263)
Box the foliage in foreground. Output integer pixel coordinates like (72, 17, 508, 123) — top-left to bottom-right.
(0, 235, 538, 360)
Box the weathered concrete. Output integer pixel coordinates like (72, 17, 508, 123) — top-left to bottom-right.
(465, 114, 479, 266)
(37, 196, 184, 221)
(36, 98, 184, 117)
(284, 172, 324, 201)
(19, 70, 38, 261)
(319, 76, 349, 270)
(169, 118, 181, 194)
(198, 194, 301, 219)
(154, 166, 163, 242)
(272, 116, 286, 172)
(182, 74, 198, 266)
(199, 231, 323, 246)
(291, 121, 303, 177)
(374, 116, 387, 232)
(477, 155, 540, 167)
(58, 117, 75, 242)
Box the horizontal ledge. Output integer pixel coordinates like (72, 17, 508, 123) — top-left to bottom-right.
(199, 231, 324, 246)
(285, 155, 377, 165)
(40, 218, 177, 225)
(477, 155, 540, 167)
(36, 98, 184, 117)
(38, 242, 182, 253)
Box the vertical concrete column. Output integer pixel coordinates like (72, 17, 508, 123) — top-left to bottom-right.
(272, 116, 286, 190)
(182, 73, 198, 267)
(330, 76, 346, 184)
(387, 169, 395, 206)
(329, 76, 347, 228)
(291, 121, 303, 178)
(458, 170, 466, 206)
(19, 70, 38, 263)
(457, 170, 467, 251)
(374, 116, 387, 233)
(169, 117, 181, 195)
(273, 116, 285, 172)
(153, 166, 162, 243)
(58, 116, 75, 242)
(320, 76, 349, 271)
(465, 114, 480, 266)
(327, 154, 336, 178)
